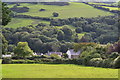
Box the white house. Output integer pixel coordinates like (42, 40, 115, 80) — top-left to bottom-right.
(66, 49, 81, 59)
(2, 54, 12, 58)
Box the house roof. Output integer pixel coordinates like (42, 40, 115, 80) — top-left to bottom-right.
(67, 49, 81, 55)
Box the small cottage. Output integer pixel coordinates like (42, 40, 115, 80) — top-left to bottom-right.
(66, 49, 81, 59)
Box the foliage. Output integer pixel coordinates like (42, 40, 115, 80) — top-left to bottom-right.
(2, 3, 11, 26)
(0, 33, 8, 54)
(2, 57, 12, 64)
(14, 42, 33, 58)
(62, 53, 68, 58)
(53, 12, 59, 17)
(113, 56, 120, 68)
(50, 54, 61, 59)
(74, 42, 97, 52)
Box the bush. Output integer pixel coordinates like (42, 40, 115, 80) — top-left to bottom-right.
(75, 27, 83, 33)
(83, 55, 93, 66)
(11, 60, 26, 64)
(53, 12, 59, 17)
(89, 58, 103, 67)
(50, 54, 61, 59)
(2, 58, 12, 64)
(92, 53, 101, 58)
(101, 59, 113, 68)
(109, 52, 119, 59)
(26, 60, 36, 63)
(113, 56, 120, 68)
(27, 55, 43, 60)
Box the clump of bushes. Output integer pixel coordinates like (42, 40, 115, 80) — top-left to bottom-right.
(113, 56, 120, 68)
(10, 6, 29, 13)
(53, 12, 59, 17)
(2, 58, 12, 64)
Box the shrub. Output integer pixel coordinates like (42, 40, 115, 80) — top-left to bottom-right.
(75, 27, 83, 33)
(62, 53, 68, 58)
(109, 52, 119, 59)
(27, 55, 42, 60)
(83, 55, 93, 66)
(92, 53, 101, 58)
(26, 60, 36, 63)
(113, 56, 120, 68)
(50, 54, 61, 59)
(89, 58, 103, 67)
(2, 58, 12, 64)
(11, 60, 26, 64)
(101, 59, 113, 68)
(53, 12, 59, 17)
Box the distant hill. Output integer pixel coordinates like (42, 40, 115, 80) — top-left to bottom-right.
(7, 2, 113, 19)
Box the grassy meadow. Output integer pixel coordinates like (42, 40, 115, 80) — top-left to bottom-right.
(5, 2, 114, 28)
(88, 2, 111, 6)
(101, 6, 119, 11)
(9, 2, 113, 19)
(4, 18, 50, 28)
(0, 60, 2, 79)
(2, 64, 118, 78)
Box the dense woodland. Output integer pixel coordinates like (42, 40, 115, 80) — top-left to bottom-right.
(2, 15, 119, 53)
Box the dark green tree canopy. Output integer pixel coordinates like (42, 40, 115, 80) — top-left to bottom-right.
(53, 12, 59, 17)
(2, 2, 11, 26)
(0, 33, 8, 55)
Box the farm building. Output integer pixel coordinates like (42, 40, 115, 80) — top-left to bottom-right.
(66, 49, 81, 59)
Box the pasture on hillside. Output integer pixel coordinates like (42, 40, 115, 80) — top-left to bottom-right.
(2, 64, 118, 78)
(4, 18, 50, 28)
(88, 2, 111, 6)
(5, 2, 114, 28)
(9, 2, 113, 19)
(101, 6, 120, 11)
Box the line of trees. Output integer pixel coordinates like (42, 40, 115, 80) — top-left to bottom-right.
(50, 15, 118, 44)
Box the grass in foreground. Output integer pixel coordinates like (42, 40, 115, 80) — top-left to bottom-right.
(2, 64, 118, 78)
(0, 60, 2, 79)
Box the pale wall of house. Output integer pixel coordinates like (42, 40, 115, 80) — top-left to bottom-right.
(66, 51, 71, 58)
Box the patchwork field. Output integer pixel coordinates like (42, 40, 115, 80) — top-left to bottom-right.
(8, 2, 113, 19)
(101, 6, 120, 11)
(88, 2, 111, 6)
(5, 2, 114, 28)
(4, 18, 50, 28)
(2, 64, 118, 78)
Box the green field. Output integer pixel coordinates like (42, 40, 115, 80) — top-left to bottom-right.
(5, 2, 114, 28)
(10, 2, 113, 19)
(2, 64, 118, 78)
(88, 2, 111, 6)
(0, 60, 2, 79)
(4, 18, 50, 28)
(101, 6, 120, 11)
